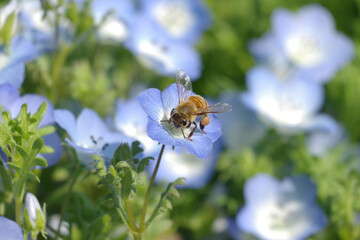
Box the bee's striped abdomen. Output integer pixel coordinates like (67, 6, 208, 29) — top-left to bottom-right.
(188, 95, 208, 109)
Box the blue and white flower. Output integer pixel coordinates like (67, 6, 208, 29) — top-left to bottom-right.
(140, 0, 212, 44)
(0, 36, 37, 88)
(137, 83, 222, 159)
(0, 216, 23, 240)
(236, 173, 327, 240)
(249, 4, 354, 83)
(24, 192, 45, 230)
(241, 66, 343, 155)
(218, 92, 266, 151)
(54, 108, 133, 168)
(90, 0, 135, 43)
(149, 143, 221, 188)
(125, 16, 202, 79)
(241, 66, 324, 132)
(0, 83, 63, 166)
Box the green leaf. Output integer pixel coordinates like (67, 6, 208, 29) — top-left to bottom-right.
(116, 161, 134, 199)
(0, 11, 14, 47)
(37, 126, 55, 136)
(15, 145, 28, 161)
(1, 111, 11, 124)
(145, 177, 186, 227)
(32, 157, 48, 168)
(26, 172, 40, 183)
(131, 141, 143, 157)
(6, 162, 21, 172)
(29, 137, 44, 160)
(93, 154, 106, 177)
(137, 156, 154, 173)
(40, 145, 54, 154)
(113, 143, 132, 164)
(32, 102, 47, 124)
(0, 159, 12, 192)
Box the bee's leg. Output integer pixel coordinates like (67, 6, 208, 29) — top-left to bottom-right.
(180, 128, 186, 139)
(187, 121, 197, 141)
(200, 123, 207, 134)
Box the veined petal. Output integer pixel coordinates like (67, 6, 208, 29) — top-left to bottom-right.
(54, 109, 77, 141)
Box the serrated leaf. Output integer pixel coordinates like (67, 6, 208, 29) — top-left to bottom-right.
(92, 154, 106, 177)
(163, 199, 173, 210)
(32, 157, 48, 168)
(113, 143, 132, 164)
(137, 156, 154, 173)
(131, 141, 143, 157)
(116, 161, 134, 199)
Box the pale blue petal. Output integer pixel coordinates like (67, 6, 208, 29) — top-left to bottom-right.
(10, 94, 55, 127)
(137, 88, 165, 122)
(178, 133, 212, 159)
(40, 132, 63, 166)
(0, 216, 23, 240)
(244, 173, 279, 205)
(76, 108, 110, 144)
(9, 36, 38, 64)
(0, 83, 20, 109)
(147, 117, 178, 146)
(0, 63, 25, 89)
(161, 83, 179, 115)
(54, 109, 77, 141)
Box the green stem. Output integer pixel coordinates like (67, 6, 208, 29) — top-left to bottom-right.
(55, 163, 82, 240)
(139, 144, 166, 231)
(15, 190, 24, 226)
(124, 198, 137, 231)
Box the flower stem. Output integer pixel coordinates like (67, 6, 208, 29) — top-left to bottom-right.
(139, 144, 166, 231)
(55, 163, 82, 240)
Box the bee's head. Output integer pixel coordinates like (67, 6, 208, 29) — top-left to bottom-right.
(170, 108, 187, 127)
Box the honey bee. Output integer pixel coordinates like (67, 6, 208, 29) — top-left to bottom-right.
(162, 70, 232, 141)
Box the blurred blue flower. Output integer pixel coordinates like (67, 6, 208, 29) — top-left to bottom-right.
(125, 16, 202, 79)
(137, 83, 222, 159)
(90, 0, 135, 43)
(218, 92, 266, 151)
(241, 66, 324, 132)
(0, 36, 37, 88)
(114, 97, 158, 156)
(0, 216, 23, 240)
(0, 83, 62, 166)
(236, 173, 327, 240)
(149, 143, 221, 188)
(18, 0, 73, 53)
(241, 66, 343, 155)
(250, 4, 354, 83)
(140, 0, 212, 44)
(54, 108, 133, 168)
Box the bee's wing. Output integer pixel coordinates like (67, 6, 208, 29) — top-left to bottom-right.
(176, 70, 192, 104)
(193, 102, 232, 115)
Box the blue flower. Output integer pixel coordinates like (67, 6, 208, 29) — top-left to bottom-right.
(124, 16, 202, 79)
(18, 0, 73, 53)
(249, 4, 354, 83)
(149, 143, 221, 188)
(76, 0, 135, 43)
(140, 0, 212, 44)
(241, 66, 343, 155)
(0, 36, 37, 88)
(0, 83, 62, 166)
(218, 92, 266, 151)
(0, 216, 23, 240)
(137, 83, 222, 159)
(114, 97, 159, 156)
(54, 108, 133, 168)
(236, 173, 327, 240)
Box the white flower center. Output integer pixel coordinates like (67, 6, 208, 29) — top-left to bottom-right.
(78, 135, 109, 152)
(137, 39, 173, 72)
(98, 16, 128, 42)
(0, 52, 10, 70)
(285, 32, 324, 67)
(153, 1, 194, 38)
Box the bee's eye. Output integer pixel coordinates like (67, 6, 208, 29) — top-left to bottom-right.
(173, 113, 178, 118)
(181, 119, 186, 124)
